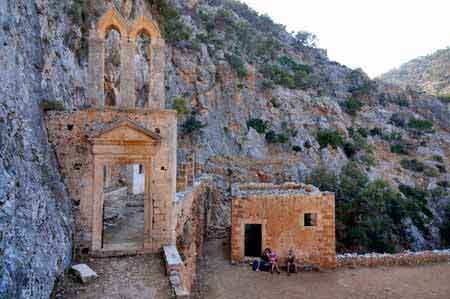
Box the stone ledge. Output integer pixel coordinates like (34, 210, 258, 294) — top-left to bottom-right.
(163, 245, 189, 298)
(337, 250, 450, 268)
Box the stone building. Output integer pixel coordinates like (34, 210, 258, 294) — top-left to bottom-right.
(45, 6, 176, 256)
(231, 183, 337, 268)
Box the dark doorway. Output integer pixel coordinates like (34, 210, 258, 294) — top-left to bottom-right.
(244, 224, 262, 257)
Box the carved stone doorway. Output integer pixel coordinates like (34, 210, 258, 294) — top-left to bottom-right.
(90, 120, 161, 254)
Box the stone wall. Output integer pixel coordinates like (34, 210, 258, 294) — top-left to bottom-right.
(337, 250, 450, 268)
(170, 176, 212, 297)
(45, 108, 177, 255)
(231, 183, 336, 268)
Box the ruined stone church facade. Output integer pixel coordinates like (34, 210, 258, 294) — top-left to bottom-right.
(45, 6, 177, 256)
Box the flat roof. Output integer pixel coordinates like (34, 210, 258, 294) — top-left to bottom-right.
(232, 182, 330, 198)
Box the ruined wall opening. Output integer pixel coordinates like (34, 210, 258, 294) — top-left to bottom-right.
(135, 32, 151, 108)
(244, 224, 262, 257)
(102, 163, 145, 250)
(104, 28, 121, 107)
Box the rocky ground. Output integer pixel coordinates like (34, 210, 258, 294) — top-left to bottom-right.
(201, 240, 450, 299)
(52, 255, 171, 299)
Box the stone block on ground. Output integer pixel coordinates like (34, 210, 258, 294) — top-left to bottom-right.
(70, 264, 98, 283)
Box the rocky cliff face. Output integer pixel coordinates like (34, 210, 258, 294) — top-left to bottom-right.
(1, 0, 449, 297)
(0, 1, 75, 298)
(380, 48, 450, 96)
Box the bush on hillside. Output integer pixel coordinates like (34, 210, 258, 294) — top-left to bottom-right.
(247, 118, 269, 134)
(400, 159, 425, 172)
(316, 129, 343, 149)
(265, 130, 288, 144)
(182, 116, 206, 134)
(390, 143, 409, 155)
(173, 97, 189, 115)
(342, 98, 364, 116)
(225, 53, 248, 78)
(407, 118, 434, 133)
(40, 100, 66, 111)
(149, 0, 191, 42)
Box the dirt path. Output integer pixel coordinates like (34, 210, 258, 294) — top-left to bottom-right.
(53, 254, 171, 299)
(202, 240, 450, 299)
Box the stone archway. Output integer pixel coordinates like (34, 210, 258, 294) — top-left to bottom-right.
(89, 119, 162, 253)
(88, 7, 166, 109)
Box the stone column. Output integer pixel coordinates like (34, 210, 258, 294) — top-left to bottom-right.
(120, 38, 136, 108)
(144, 158, 153, 250)
(92, 157, 105, 251)
(149, 38, 166, 109)
(87, 30, 105, 107)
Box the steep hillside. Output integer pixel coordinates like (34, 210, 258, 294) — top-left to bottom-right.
(380, 48, 450, 97)
(1, 0, 450, 297)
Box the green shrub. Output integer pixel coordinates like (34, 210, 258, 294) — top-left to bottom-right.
(292, 145, 302, 152)
(395, 98, 410, 107)
(40, 100, 66, 111)
(359, 153, 377, 167)
(316, 129, 343, 149)
(437, 94, 450, 104)
(436, 164, 447, 173)
(343, 142, 357, 158)
(399, 184, 433, 233)
(150, 0, 191, 43)
(370, 127, 383, 136)
(265, 130, 288, 143)
(390, 144, 409, 155)
(172, 97, 189, 115)
(182, 116, 206, 134)
(400, 159, 425, 172)
(424, 166, 439, 177)
(390, 113, 406, 128)
(225, 53, 248, 78)
(407, 118, 434, 133)
(247, 118, 269, 134)
(432, 155, 444, 163)
(260, 57, 312, 90)
(261, 64, 295, 89)
(305, 167, 338, 192)
(343, 98, 364, 116)
(437, 181, 450, 188)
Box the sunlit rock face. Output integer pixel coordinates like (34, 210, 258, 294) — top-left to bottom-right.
(104, 29, 122, 107)
(135, 33, 151, 108)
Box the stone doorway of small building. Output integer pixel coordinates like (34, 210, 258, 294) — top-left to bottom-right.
(102, 162, 146, 251)
(244, 224, 262, 257)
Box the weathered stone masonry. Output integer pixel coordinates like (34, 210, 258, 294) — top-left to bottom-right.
(88, 6, 165, 109)
(231, 183, 337, 268)
(45, 109, 177, 255)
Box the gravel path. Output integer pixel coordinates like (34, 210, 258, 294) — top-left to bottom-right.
(53, 254, 171, 299)
(202, 240, 450, 299)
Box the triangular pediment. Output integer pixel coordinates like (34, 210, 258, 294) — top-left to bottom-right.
(90, 119, 161, 143)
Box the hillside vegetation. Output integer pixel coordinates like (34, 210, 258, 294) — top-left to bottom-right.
(380, 48, 450, 98)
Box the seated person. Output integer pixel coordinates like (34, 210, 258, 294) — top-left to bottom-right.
(253, 248, 271, 271)
(269, 250, 281, 274)
(286, 249, 297, 275)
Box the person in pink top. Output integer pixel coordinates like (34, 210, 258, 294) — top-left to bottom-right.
(269, 250, 281, 274)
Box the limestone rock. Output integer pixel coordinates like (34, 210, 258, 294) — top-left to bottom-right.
(71, 264, 98, 284)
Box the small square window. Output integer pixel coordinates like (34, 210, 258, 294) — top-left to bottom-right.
(304, 213, 318, 227)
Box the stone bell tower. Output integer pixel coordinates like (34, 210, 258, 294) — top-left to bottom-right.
(87, 5, 166, 109)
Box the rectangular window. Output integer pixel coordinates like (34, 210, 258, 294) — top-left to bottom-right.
(304, 213, 318, 227)
(139, 164, 144, 174)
